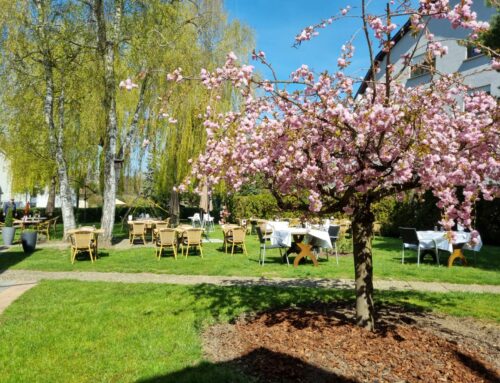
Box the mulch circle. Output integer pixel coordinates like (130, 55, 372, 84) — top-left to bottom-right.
(203, 301, 500, 383)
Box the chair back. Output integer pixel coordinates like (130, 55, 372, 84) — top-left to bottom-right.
(132, 222, 145, 234)
(73, 231, 93, 248)
(155, 222, 169, 230)
(158, 228, 176, 245)
(192, 213, 201, 221)
(256, 226, 266, 244)
(79, 226, 94, 231)
(399, 227, 419, 245)
(328, 225, 340, 239)
(231, 227, 246, 242)
(185, 228, 203, 244)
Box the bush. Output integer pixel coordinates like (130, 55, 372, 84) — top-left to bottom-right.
(4, 207, 13, 227)
(232, 193, 280, 220)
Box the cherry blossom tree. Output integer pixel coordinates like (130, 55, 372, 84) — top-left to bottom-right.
(170, 0, 499, 330)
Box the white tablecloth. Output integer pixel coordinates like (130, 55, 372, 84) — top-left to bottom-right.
(271, 228, 332, 249)
(417, 231, 482, 253)
(266, 221, 290, 231)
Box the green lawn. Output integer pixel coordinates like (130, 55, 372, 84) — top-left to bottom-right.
(0, 280, 498, 383)
(1, 225, 499, 285)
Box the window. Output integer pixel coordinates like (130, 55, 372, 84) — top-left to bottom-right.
(468, 85, 491, 95)
(466, 45, 483, 59)
(410, 54, 435, 78)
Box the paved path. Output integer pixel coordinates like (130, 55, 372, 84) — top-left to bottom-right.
(1, 269, 499, 294)
(0, 280, 38, 315)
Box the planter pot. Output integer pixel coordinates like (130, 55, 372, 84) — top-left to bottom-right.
(2, 226, 16, 246)
(21, 231, 37, 253)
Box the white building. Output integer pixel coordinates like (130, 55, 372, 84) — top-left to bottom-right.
(0, 151, 63, 209)
(357, 1, 499, 98)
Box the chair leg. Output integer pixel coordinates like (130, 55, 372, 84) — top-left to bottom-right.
(173, 245, 177, 260)
(335, 243, 339, 265)
(262, 247, 266, 265)
(417, 247, 420, 267)
(231, 243, 235, 256)
(199, 244, 203, 258)
(402, 245, 405, 264)
(243, 243, 248, 256)
(185, 245, 189, 258)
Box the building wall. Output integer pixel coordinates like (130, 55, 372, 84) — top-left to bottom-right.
(373, 1, 499, 97)
(0, 152, 64, 209)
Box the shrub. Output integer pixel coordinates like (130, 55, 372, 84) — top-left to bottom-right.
(4, 207, 13, 227)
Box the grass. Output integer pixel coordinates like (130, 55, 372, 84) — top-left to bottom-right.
(0, 280, 498, 383)
(1, 224, 499, 285)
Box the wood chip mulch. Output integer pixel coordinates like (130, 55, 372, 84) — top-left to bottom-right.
(203, 301, 500, 383)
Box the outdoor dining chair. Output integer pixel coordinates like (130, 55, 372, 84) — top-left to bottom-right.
(202, 213, 215, 231)
(328, 225, 341, 265)
(226, 227, 248, 255)
(155, 228, 177, 260)
(129, 222, 146, 245)
(70, 231, 96, 264)
(399, 227, 439, 267)
(36, 220, 51, 240)
(256, 226, 288, 265)
(189, 213, 202, 227)
(181, 228, 204, 258)
(153, 221, 170, 242)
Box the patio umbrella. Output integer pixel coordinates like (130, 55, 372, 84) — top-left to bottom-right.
(199, 183, 213, 213)
(115, 198, 126, 206)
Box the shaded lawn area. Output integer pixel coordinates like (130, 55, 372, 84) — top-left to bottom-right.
(1, 225, 499, 285)
(0, 280, 498, 383)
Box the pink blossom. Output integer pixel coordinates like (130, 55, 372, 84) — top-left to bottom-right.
(119, 78, 139, 91)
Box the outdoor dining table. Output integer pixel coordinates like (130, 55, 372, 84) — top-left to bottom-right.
(271, 227, 333, 267)
(66, 227, 105, 258)
(14, 217, 47, 229)
(417, 230, 482, 267)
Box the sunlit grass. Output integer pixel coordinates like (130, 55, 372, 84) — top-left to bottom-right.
(1, 225, 499, 285)
(0, 280, 498, 382)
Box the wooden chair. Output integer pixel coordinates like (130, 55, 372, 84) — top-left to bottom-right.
(258, 221, 272, 241)
(181, 228, 203, 258)
(155, 228, 177, 260)
(226, 227, 248, 255)
(37, 220, 51, 240)
(70, 231, 96, 263)
(129, 222, 146, 244)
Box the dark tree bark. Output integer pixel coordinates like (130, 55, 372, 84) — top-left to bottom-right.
(351, 197, 376, 331)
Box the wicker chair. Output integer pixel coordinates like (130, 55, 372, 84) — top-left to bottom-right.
(153, 221, 170, 242)
(226, 227, 248, 255)
(129, 222, 146, 244)
(50, 216, 59, 236)
(70, 231, 96, 263)
(37, 220, 52, 240)
(155, 228, 177, 260)
(180, 228, 203, 258)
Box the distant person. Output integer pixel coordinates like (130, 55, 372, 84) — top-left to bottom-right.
(23, 201, 30, 217)
(3, 198, 17, 217)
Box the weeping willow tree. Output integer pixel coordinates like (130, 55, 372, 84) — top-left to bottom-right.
(138, 0, 254, 220)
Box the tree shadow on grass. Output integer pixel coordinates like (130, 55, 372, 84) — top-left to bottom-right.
(136, 347, 359, 383)
(0, 248, 35, 275)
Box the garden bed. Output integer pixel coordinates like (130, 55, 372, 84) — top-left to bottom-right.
(204, 301, 500, 383)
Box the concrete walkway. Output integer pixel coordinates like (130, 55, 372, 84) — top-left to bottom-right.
(0, 280, 38, 315)
(1, 269, 499, 294)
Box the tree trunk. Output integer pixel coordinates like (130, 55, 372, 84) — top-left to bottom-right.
(94, 0, 123, 246)
(35, 0, 75, 239)
(45, 175, 56, 217)
(351, 199, 376, 331)
(56, 87, 76, 238)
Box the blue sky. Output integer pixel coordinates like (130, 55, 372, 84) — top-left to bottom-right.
(224, 0, 399, 84)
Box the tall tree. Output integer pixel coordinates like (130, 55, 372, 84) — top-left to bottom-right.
(174, 0, 499, 330)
